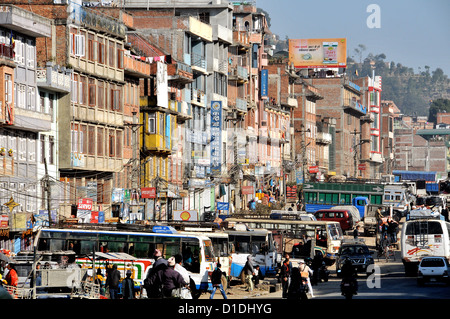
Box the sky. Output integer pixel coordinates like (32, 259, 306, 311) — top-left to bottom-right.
(255, 0, 450, 76)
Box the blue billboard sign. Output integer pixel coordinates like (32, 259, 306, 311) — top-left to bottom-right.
(210, 101, 222, 175)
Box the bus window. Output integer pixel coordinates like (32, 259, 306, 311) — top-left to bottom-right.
(203, 240, 215, 262)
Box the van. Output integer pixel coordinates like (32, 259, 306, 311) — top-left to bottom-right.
(314, 209, 354, 231)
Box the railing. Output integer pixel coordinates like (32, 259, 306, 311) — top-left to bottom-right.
(0, 43, 14, 60)
(191, 53, 206, 70)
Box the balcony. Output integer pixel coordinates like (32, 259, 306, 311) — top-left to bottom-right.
(191, 53, 207, 74)
(36, 62, 72, 93)
(361, 112, 375, 122)
(123, 54, 150, 78)
(0, 5, 51, 38)
(343, 97, 367, 115)
(316, 132, 332, 144)
(0, 43, 15, 67)
(280, 94, 298, 108)
(191, 88, 206, 107)
(232, 30, 250, 49)
(213, 24, 232, 45)
(228, 65, 248, 83)
(167, 62, 193, 84)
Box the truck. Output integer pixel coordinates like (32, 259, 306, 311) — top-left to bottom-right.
(303, 182, 384, 218)
(383, 184, 415, 217)
(362, 204, 389, 236)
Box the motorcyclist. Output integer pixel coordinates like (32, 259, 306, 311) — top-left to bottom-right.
(311, 251, 325, 285)
(340, 257, 358, 295)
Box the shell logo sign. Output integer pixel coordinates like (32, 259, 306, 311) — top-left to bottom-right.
(173, 210, 198, 222)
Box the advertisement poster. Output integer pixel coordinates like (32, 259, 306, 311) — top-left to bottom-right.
(289, 38, 347, 68)
(210, 101, 222, 175)
(173, 210, 199, 222)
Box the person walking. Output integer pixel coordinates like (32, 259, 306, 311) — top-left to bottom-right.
(4, 264, 18, 287)
(122, 270, 135, 299)
(210, 263, 227, 299)
(299, 259, 314, 298)
(243, 255, 255, 292)
(161, 257, 187, 298)
(280, 256, 291, 298)
(144, 249, 168, 298)
(106, 264, 121, 299)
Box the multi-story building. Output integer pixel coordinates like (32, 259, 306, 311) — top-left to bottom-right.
(306, 75, 367, 179)
(124, 0, 233, 217)
(380, 100, 399, 175)
(20, 0, 132, 221)
(354, 75, 383, 179)
(0, 5, 52, 234)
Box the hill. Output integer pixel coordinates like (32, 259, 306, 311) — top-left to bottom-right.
(346, 50, 450, 117)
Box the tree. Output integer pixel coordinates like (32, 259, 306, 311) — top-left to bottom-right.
(428, 98, 450, 123)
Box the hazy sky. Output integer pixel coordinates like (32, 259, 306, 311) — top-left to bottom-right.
(255, 0, 450, 76)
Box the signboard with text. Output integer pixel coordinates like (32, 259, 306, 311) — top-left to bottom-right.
(289, 38, 347, 69)
(210, 101, 222, 175)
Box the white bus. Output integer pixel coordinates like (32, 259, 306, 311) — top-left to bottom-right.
(224, 228, 278, 279)
(401, 219, 450, 275)
(225, 218, 344, 266)
(33, 226, 216, 291)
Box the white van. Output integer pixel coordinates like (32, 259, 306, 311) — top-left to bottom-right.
(401, 219, 450, 275)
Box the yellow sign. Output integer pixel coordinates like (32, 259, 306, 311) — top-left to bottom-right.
(289, 38, 347, 69)
(3, 196, 19, 213)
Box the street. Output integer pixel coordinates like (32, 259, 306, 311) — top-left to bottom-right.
(251, 243, 450, 300)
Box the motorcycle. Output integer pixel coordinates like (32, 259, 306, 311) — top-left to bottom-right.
(311, 261, 329, 285)
(340, 277, 358, 300)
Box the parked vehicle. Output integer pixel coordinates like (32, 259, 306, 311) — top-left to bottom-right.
(314, 209, 354, 231)
(417, 256, 449, 286)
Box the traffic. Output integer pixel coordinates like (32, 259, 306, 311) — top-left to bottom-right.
(2, 179, 450, 300)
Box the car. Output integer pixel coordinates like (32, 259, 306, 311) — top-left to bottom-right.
(314, 209, 354, 231)
(417, 256, 449, 286)
(336, 239, 375, 277)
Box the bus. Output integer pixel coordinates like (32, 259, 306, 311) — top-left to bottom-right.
(224, 228, 278, 279)
(303, 182, 384, 215)
(180, 229, 231, 280)
(225, 218, 344, 266)
(401, 219, 450, 275)
(33, 226, 216, 291)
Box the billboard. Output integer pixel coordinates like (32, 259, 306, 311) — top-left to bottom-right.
(289, 38, 347, 68)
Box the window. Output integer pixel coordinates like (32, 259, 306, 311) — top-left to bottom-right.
(98, 81, 104, 109)
(88, 33, 95, 61)
(49, 136, 55, 165)
(117, 47, 123, 69)
(40, 135, 45, 164)
(4, 73, 12, 105)
(97, 37, 105, 64)
(74, 34, 85, 57)
(97, 127, 104, 156)
(72, 74, 78, 103)
(26, 39, 35, 68)
(148, 113, 156, 134)
(116, 130, 122, 158)
(88, 126, 95, 155)
(79, 76, 87, 105)
(109, 130, 115, 157)
(108, 40, 115, 67)
(110, 85, 121, 111)
(27, 87, 35, 110)
(88, 78, 96, 106)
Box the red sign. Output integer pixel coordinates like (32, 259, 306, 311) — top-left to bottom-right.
(77, 198, 93, 211)
(241, 186, 254, 195)
(358, 163, 366, 171)
(309, 166, 319, 174)
(141, 187, 156, 199)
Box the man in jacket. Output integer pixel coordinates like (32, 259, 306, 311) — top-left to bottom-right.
(161, 257, 187, 298)
(106, 264, 121, 299)
(210, 263, 227, 299)
(243, 255, 255, 292)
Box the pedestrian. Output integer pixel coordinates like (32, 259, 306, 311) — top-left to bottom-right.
(280, 255, 291, 298)
(174, 254, 190, 284)
(253, 265, 261, 287)
(299, 259, 314, 298)
(4, 264, 18, 287)
(94, 268, 106, 296)
(122, 270, 135, 299)
(210, 263, 227, 299)
(106, 264, 121, 299)
(243, 255, 255, 292)
(353, 225, 360, 239)
(387, 217, 399, 244)
(161, 257, 187, 298)
(144, 249, 168, 298)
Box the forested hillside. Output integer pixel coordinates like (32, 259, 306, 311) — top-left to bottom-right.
(346, 46, 450, 117)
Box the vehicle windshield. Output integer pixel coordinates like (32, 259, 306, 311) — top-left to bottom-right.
(340, 245, 369, 255)
(421, 258, 445, 267)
